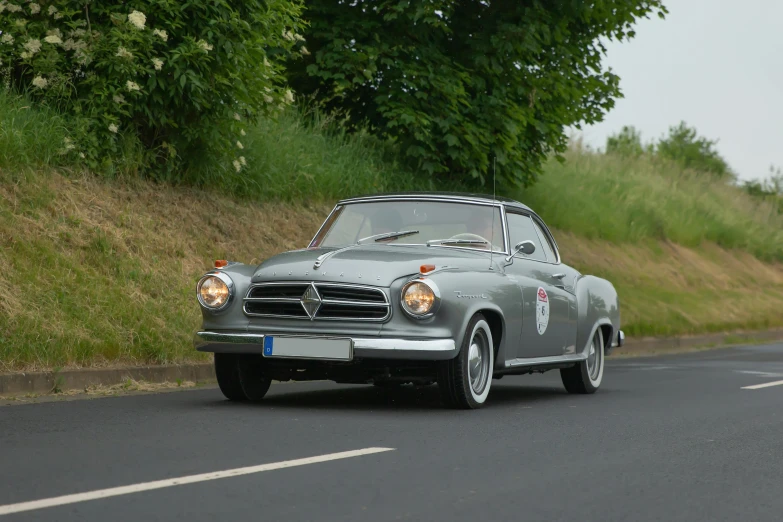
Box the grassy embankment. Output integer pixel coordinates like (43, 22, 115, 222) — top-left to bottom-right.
(2, 91, 782, 371)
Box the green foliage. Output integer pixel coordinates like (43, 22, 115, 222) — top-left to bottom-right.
(742, 166, 783, 213)
(517, 149, 783, 261)
(0, 0, 304, 176)
(605, 125, 651, 156)
(289, 0, 667, 189)
(656, 121, 734, 179)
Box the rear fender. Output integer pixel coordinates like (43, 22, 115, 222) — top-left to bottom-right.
(575, 275, 621, 356)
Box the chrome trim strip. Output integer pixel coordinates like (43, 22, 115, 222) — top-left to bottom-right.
(321, 299, 388, 307)
(505, 353, 587, 368)
(309, 204, 340, 247)
(244, 297, 302, 302)
(194, 332, 455, 353)
(195, 331, 264, 344)
(352, 338, 455, 351)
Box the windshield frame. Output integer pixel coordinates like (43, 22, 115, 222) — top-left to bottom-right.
(308, 197, 510, 255)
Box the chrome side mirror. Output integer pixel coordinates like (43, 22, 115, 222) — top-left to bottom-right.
(505, 240, 536, 263)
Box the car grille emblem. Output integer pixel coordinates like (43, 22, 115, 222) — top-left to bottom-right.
(300, 284, 322, 319)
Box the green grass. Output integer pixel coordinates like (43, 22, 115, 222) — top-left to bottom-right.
(515, 149, 783, 262)
(1, 91, 783, 370)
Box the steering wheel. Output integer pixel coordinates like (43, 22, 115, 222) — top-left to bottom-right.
(447, 233, 492, 248)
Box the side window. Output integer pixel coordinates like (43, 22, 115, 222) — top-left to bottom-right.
(506, 213, 547, 262)
(532, 220, 557, 263)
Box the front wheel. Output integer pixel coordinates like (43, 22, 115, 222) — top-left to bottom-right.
(560, 328, 605, 394)
(237, 354, 272, 401)
(437, 313, 495, 409)
(214, 353, 246, 401)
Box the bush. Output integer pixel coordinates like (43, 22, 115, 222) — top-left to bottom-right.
(656, 121, 734, 179)
(0, 0, 304, 177)
(605, 126, 650, 157)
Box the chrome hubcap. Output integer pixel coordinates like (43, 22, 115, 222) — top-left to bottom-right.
(468, 329, 490, 394)
(586, 334, 601, 380)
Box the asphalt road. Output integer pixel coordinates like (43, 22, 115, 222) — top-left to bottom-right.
(2, 343, 783, 522)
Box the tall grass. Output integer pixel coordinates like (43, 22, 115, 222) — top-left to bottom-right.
(516, 151, 783, 261)
(0, 90, 72, 169)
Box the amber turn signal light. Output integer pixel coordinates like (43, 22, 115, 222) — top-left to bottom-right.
(420, 264, 436, 274)
(214, 259, 228, 268)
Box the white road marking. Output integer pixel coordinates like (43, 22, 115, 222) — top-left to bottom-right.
(0, 447, 394, 517)
(742, 380, 783, 390)
(735, 370, 783, 378)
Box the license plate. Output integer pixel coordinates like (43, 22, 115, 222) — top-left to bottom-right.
(262, 335, 353, 361)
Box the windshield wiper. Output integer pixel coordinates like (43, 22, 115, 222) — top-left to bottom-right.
(314, 230, 419, 269)
(427, 239, 488, 246)
(357, 230, 420, 244)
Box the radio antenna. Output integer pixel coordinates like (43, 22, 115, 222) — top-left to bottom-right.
(489, 156, 496, 270)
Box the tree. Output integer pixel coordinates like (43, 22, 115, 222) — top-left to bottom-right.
(656, 122, 734, 179)
(606, 126, 647, 156)
(289, 0, 667, 188)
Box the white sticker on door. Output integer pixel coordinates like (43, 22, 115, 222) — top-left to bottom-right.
(536, 287, 549, 335)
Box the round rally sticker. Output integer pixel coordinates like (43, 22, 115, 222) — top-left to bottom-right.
(536, 287, 549, 335)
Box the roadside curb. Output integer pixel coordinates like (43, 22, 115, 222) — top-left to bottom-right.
(616, 328, 783, 356)
(2, 328, 783, 396)
(0, 363, 215, 396)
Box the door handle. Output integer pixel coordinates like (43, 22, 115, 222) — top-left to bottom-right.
(552, 273, 566, 279)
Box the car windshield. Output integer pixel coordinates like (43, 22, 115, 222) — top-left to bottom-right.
(310, 200, 506, 252)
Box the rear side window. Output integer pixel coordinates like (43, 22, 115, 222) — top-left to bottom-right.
(506, 213, 547, 262)
(532, 220, 557, 263)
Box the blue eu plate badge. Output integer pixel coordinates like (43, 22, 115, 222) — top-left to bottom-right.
(263, 336, 274, 356)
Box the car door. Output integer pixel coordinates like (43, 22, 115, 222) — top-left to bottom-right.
(504, 212, 575, 359)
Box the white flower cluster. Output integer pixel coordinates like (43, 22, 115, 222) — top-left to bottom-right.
(126, 80, 140, 92)
(151, 58, 163, 71)
(108, 123, 119, 134)
(23, 39, 42, 54)
(197, 40, 213, 52)
(232, 156, 247, 172)
(113, 94, 126, 104)
(284, 89, 294, 104)
(31, 75, 48, 89)
(44, 34, 62, 45)
(282, 31, 305, 42)
(153, 29, 168, 42)
(62, 39, 87, 52)
(3, 3, 23, 13)
(1, 34, 14, 44)
(29, 3, 40, 14)
(128, 10, 146, 30)
(116, 47, 133, 59)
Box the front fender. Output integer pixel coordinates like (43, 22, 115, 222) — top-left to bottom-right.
(383, 270, 522, 367)
(575, 275, 621, 356)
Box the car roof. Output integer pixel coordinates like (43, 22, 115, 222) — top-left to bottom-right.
(337, 191, 533, 212)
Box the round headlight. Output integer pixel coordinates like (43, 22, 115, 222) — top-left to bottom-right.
(198, 274, 232, 310)
(402, 280, 438, 316)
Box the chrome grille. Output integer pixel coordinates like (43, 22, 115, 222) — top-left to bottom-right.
(244, 282, 390, 321)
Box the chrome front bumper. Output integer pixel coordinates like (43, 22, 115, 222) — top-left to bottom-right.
(194, 331, 458, 361)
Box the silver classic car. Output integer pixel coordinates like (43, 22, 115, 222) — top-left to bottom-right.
(194, 193, 624, 409)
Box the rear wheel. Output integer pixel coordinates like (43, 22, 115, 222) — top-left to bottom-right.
(237, 354, 272, 401)
(561, 328, 605, 394)
(214, 353, 246, 401)
(437, 314, 494, 409)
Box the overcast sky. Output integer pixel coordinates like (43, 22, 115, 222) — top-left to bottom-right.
(579, 0, 783, 181)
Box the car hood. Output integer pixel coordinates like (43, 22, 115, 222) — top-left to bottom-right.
(252, 244, 501, 286)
